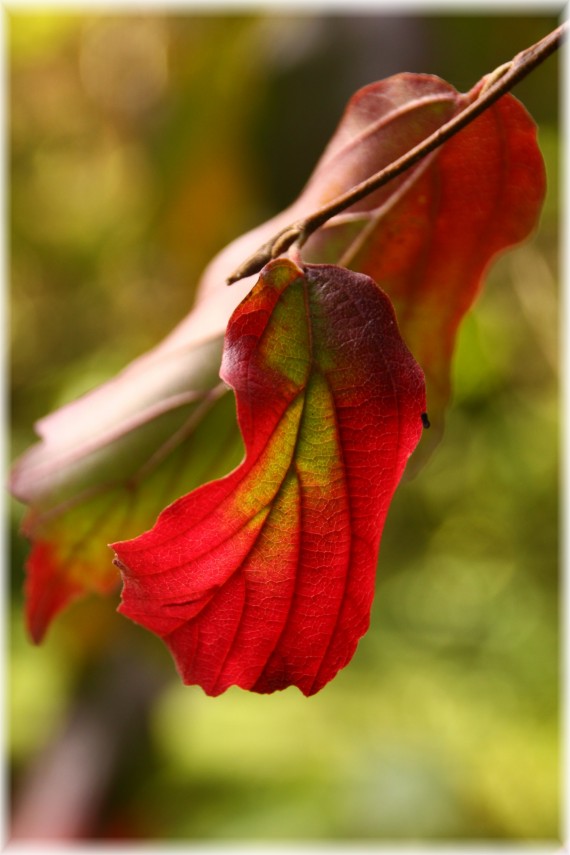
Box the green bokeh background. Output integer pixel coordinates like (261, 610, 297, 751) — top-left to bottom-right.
(9, 10, 560, 843)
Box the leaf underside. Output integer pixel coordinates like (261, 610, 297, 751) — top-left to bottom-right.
(113, 261, 426, 695)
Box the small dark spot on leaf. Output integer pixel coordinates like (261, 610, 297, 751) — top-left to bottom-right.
(421, 412, 431, 429)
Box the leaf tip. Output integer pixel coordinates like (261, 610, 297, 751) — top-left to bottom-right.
(24, 542, 85, 644)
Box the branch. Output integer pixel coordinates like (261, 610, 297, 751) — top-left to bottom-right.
(227, 21, 566, 286)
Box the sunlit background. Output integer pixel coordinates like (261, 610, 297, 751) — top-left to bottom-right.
(9, 10, 560, 843)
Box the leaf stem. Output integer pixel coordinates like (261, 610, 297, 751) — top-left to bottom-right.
(227, 21, 566, 285)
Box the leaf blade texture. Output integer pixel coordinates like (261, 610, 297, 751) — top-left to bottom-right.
(113, 260, 426, 695)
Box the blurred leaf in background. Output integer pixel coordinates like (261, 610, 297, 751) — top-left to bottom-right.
(9, 10, 560, 843)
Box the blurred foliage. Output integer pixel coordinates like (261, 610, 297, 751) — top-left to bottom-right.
(9, 10, 559, 843)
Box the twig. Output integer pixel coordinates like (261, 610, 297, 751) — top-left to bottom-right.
(227, 22, 566, 286)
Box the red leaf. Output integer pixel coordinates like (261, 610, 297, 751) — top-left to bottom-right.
(24, 542, 91, 643)
(10, 73, 545, 641)
(113, 260, 426, 695)
(300, 82, 545, 458)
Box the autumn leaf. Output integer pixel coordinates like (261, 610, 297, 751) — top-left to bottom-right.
(10, 73, 544, 641)
(112, 260, 426, 695)
(301, 84, 545, 456)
